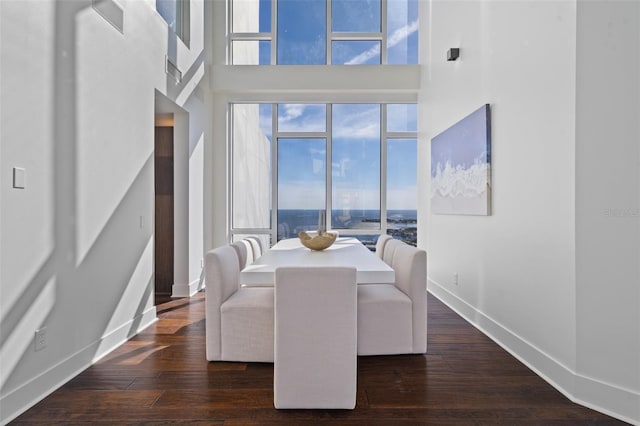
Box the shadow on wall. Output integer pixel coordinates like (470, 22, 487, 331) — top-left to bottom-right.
(1, 0, 155, 415)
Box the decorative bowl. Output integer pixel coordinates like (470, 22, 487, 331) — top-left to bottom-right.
(298, 231, 337, 251)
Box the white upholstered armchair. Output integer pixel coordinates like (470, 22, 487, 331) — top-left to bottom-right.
(205, 245, 274, 362)
(274, 266, 357, 409)
(357, 241, 427, 355)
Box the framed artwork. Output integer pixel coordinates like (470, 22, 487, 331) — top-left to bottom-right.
(430, 104, 491, 215)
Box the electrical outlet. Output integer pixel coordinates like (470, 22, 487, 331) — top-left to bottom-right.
(34, 327, 47, 351)
(453, 273, 459, 286)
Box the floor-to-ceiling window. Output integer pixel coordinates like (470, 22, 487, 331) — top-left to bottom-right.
(227, 0, 418, 249)
(231, 103, 416, 249)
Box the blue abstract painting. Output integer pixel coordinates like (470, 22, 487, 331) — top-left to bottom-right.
(430, 104, 491, 215)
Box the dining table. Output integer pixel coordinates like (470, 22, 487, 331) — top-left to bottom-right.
(240, 236, 395, 286)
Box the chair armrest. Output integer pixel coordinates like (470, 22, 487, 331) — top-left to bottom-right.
(390, 244, 427, 353)
(205, 246, 240, 360)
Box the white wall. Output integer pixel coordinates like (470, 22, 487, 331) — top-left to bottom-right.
(575, 1, 640, 421)
(421, 1, 639, 424)
(0, 0, 206, 423)
(186, 92, 206, 291)
(421, 0, 577, 375)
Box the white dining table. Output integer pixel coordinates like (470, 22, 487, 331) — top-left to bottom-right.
(240, 237, 395, 286)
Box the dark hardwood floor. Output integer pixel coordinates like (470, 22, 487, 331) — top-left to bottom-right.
(13, 292, 626, 425)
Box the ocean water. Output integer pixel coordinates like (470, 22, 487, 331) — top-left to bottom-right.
(277, 209, 417, 247)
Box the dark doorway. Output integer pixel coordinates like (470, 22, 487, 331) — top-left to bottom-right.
(154, 125, 174, 305)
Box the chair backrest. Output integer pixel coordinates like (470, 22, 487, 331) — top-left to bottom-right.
(231, 240, 249, 270)
(245, 236, 263, 259)
(274, 266, 357, 408)
(252, 235, 269, 252)
(277, 222, 291, 240)
(390, 243, 427, 353)
(382, 238, 402, 265)
(275, 266, 357, 304)
(375, 234, 393, 259)
(205, 245, 241, 360)
(238, 239, 255, 266)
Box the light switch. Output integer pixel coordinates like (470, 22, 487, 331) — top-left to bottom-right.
(13, 167, 26, 189)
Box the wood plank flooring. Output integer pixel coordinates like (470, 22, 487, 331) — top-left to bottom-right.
(13, 292, 627, 425)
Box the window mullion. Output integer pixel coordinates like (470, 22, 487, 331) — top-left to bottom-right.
(232, 228, 272, 234)
(228, 103, 234, 236)
(381, 0, 388, 64)
(275, 132, 327, 139)
(380, 104, 388, 236)
(326, 104, 333, 230)
(271, 0, 277, 64)
(386, 131, 416, 139)
(271, 104, 278, 243)
(331, 33, 383, 41)
(229, 32, 273, 40)
(326, 0, 332, 64)
(227, 0, 232, 64)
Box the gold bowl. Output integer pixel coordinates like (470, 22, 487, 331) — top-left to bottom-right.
(298, 231, 337, 251)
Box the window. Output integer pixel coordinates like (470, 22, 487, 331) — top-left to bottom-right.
(332, 104, 381, 229)
(278, 0, 326, 64)
(387, 0, 418, 64)
(157, 0, 190, 44)
(229, 0, 417, 65)
(231, 103, 417, 248)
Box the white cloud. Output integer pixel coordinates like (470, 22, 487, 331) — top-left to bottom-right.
(388, 19, 419, 49)
(277, 104, 327, 133)
(279, 104, 306, 122)
(345, 19, 419, 65)
(345, 45, 381, 65)
(309, 147, 326, 155)
(332, 105, 380, 139)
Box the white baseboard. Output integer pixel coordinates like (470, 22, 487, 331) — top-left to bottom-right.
(428, 279, 640, 426)
(0, 306, 157, 426)
(171, 279, 201, 298)
(573, 374, 640, 426)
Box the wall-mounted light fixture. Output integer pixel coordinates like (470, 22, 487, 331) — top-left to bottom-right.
(447, 48, 460, 61)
